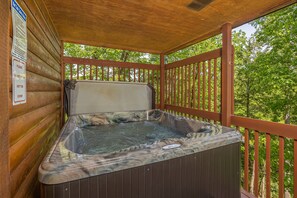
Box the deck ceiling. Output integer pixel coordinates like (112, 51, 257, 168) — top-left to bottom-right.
(44, 0, 294, 54)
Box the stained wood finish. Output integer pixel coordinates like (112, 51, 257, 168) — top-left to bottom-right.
(164, 48, 222, 121)
(266, 134, 271, 198)
(253, 131, 259, 197)
(231, 115, 297, 139)
(7, 0, 62, 197)
(160, 54, 165, 110)
(278, 136, 285, 198)
(43, 0, 293, 53)
(0, 0, 10, 197)
(41, 143, 241, 198)
(165, 105, 221, 122)
(63, 57, 159, 70)
(244, 128, 249, 191)
(221, 23, 232, 127)
(235, 122, 297, 198)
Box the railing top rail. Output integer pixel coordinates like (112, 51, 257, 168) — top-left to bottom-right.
(165, 48, 222, 70)
(63, 56, 160, 70)
(231, 115, 297, 139)
(166, 105, 221, 122)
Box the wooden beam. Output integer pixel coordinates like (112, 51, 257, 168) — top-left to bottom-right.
(165, 105, 221, 122)
(60, 41, 64, 128)
(165, 48, 222, 70)
(63, 57, 160, 70)
(231, 115, 297, 139)
(0, 0, 10, 197)
(221, 23, 233, 127)
(160, 54, 165, 110)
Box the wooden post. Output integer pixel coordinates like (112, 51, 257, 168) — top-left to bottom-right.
(160, 54, 165, 110)
(221, 23, 233, 127)
(60, 41, 64, 128)
(0, 0, 11, 197)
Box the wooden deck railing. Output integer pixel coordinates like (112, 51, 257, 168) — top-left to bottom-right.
(63, 49, 297, 198)
(163, 47, 297, 198)
(63, 57, 161, 106)
(231, 115, 297, 198)
(164, 48, 222, 123)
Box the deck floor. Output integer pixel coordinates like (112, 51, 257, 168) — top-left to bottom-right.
(241, 189, 256, 198)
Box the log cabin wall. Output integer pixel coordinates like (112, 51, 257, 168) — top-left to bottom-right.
(8, 0, 62, 197)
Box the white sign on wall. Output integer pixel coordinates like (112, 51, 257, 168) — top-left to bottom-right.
(11, 0, 27, 61)
(11, 0, 27, 105)
(12, 57, 27, 105)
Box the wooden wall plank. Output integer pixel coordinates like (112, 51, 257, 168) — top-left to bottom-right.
(9, 102, 60, 145)
(8, 4, 61, 197)
(9, 91, 60, 118)
(23, 0, 61, 52)
(10, 112, 58, 172)
(0, 0, 11, 197)
(13, 122, 59, 198)
(10, 123, 58, 196)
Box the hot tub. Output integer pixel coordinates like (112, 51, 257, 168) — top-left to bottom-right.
(39, 81, 242, 198)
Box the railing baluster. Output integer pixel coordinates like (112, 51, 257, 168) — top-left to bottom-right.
(172, 69, 175, 105)
(138, 69, 141, 83)
(293, 139, 297, 197)
(181, 66, 184, 108)
(198, 62, 201, 110)
(177, 67, 180, 106)
(188, 65, 191, 108)
(157, 71, 159, 104)
(142, 69, 145, 82)
(266, 133, 271, 198)
(83, 64, 86, 80)
(113, 67, 115, 81)
(69, 64, 72, 80)
(164, 70, 167, 104)
(90, 65, 93, 80)
(244, 128, 249, 191)
(184, 66, 187, 108)
(208, 60, 211, 111)
(214, 59, 217, 112)
(192, 63, 196, 109)
(123, 68, 126, 81)
(77, 64, 79, 79)
(279, 136, 284, 198)
(101, 66, 104, 80)
(134, 68, 136, 82)
(202, 61, 206, 111)
(108, 67, 111, 81)
(254, 130, 259, 197)
(148, 69, 150, 84)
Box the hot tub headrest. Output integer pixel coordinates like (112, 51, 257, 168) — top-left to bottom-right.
(64, 80, 154, 115)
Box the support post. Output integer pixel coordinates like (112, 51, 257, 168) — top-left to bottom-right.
(0, 0, 11, 197)
(160, 54, 165, 110)
(60, 41, 64, 128)
(221, 23, 233, 127)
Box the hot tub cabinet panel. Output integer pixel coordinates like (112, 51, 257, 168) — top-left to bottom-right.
(41, 143, 240, 198)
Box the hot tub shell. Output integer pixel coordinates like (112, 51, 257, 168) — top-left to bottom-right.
(39, 110, 241, 198)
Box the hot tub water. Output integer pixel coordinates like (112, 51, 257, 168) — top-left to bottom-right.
(78, 121, 184, 155)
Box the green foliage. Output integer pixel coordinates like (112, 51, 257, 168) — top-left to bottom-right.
(64, 43, 160, 64)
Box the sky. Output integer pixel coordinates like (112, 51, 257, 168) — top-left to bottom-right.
(233, 23, 256, 38)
